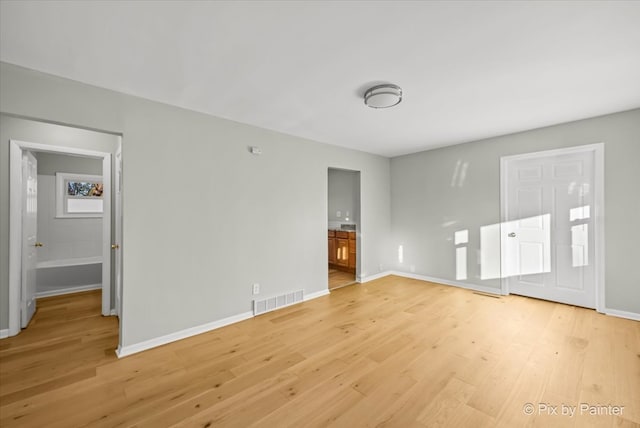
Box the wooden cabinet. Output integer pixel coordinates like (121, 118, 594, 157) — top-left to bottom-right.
(328, 231, 336, 264)
(348, 232, 356, 269)
(336, 238, 349, 267)
(328, 230, 356, 273)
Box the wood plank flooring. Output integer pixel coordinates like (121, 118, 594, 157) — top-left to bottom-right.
(329, 269, 356, 290)
(1, 276, 638, 427)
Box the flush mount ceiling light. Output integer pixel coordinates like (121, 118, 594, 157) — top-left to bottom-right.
(364, 84, 402, 109)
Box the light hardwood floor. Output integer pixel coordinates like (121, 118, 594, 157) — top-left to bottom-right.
(1, 277, 638, 427)
(329, 269, 356, 290)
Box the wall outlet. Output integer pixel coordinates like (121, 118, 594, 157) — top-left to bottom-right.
(252, 283, 260, 295)
(379, 264, 383, 272)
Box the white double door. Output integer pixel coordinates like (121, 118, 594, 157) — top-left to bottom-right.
(502, 147, 597, 309)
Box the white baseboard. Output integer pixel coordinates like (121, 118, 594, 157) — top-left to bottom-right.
(390, 271, 503, 296)
(392, 272, 638, 320)
(116, 311, 254, 358)
(604, 308, 640, 321)
(116, 287, 332, 358)
(37, 256, 102, 269)
(304, 289, 330, 301)
(358, 271, 393, 283)
(36, 283, 102, 299)
(0, 329, 8, 339)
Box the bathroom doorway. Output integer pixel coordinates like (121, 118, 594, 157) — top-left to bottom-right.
(5, 116, 122, 338)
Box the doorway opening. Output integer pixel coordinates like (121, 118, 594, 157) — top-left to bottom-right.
(8, 136, 122, 339)
(500, 143, 604, 310)
(328, 168, 361, 290)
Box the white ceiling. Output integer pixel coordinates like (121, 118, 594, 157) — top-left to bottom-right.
(1, 1, 639, 157)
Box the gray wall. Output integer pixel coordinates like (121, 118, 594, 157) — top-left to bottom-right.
(36, 174, 102, 262)
(0, 62, 392, 346)
(328, 168, 360, 229)
(36, 264, 102, 295)
(390, 108, 640, 314)
(36, 152, 102, 176)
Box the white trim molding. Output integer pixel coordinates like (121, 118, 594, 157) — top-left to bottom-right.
(36, 284, 102, 299)
(37, 256, 102, 269)
(604, 308, 640, 322)
(358, 271, 393, 283)
(116, 311, 254, 358)
(360, 271, 640, 321)
(304, 289, 330, 301)
(8, 141, 22, 337)
(0, 329, 9, 339)
(116, 288, 332, 358)
(357, 270, 638, 322)
(8, 139, 114, 338)
(391, 271, 503, 296)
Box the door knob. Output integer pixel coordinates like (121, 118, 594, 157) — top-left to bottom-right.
(508, 232, 516, 238)
(34, 242, 44, 247)
(111, 244, 120, 250)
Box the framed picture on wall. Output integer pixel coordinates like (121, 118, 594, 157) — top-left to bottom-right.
(55, 172, 104, 218)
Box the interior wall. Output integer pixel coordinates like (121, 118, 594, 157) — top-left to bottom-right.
(328, 168, 360, 229)
(36, 152, 103, 176)
(390, 108, 640, 314)
(0, 62, 392, 346)
(36, 264, 102, 296)
(36, 153, 103, 262)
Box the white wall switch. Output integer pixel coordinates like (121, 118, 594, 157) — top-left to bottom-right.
(252, 283, 260, 295)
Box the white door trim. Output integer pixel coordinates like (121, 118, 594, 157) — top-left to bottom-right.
(8, 139, 115, 336)
(326, 167, 362, 286)
(114, 143, 123, 319)
(499, 143, 605, 312)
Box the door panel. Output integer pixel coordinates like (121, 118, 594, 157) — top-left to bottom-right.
(336, 239, 348, 267)
(21, 151, 37, 327)
(504, 149, 596, 308)
(348, 238, 356, 269)
(571, 224, 589, 267)
(328, 238, 336, 264)
(517, 187, 543, 222)
(519, 242, 544, 275)
(556, 243, 584, 289)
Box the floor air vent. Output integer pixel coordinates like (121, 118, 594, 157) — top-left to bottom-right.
(253, 289, 304, 316)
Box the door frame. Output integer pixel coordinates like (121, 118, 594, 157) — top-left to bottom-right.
(114, 145, 123, 318)
(499, 143, 605, 312)
(8, 139, 116, 336)
(327, 167, 362, 286)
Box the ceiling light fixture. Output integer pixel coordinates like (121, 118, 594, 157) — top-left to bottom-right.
(364, 84, 402, 109)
